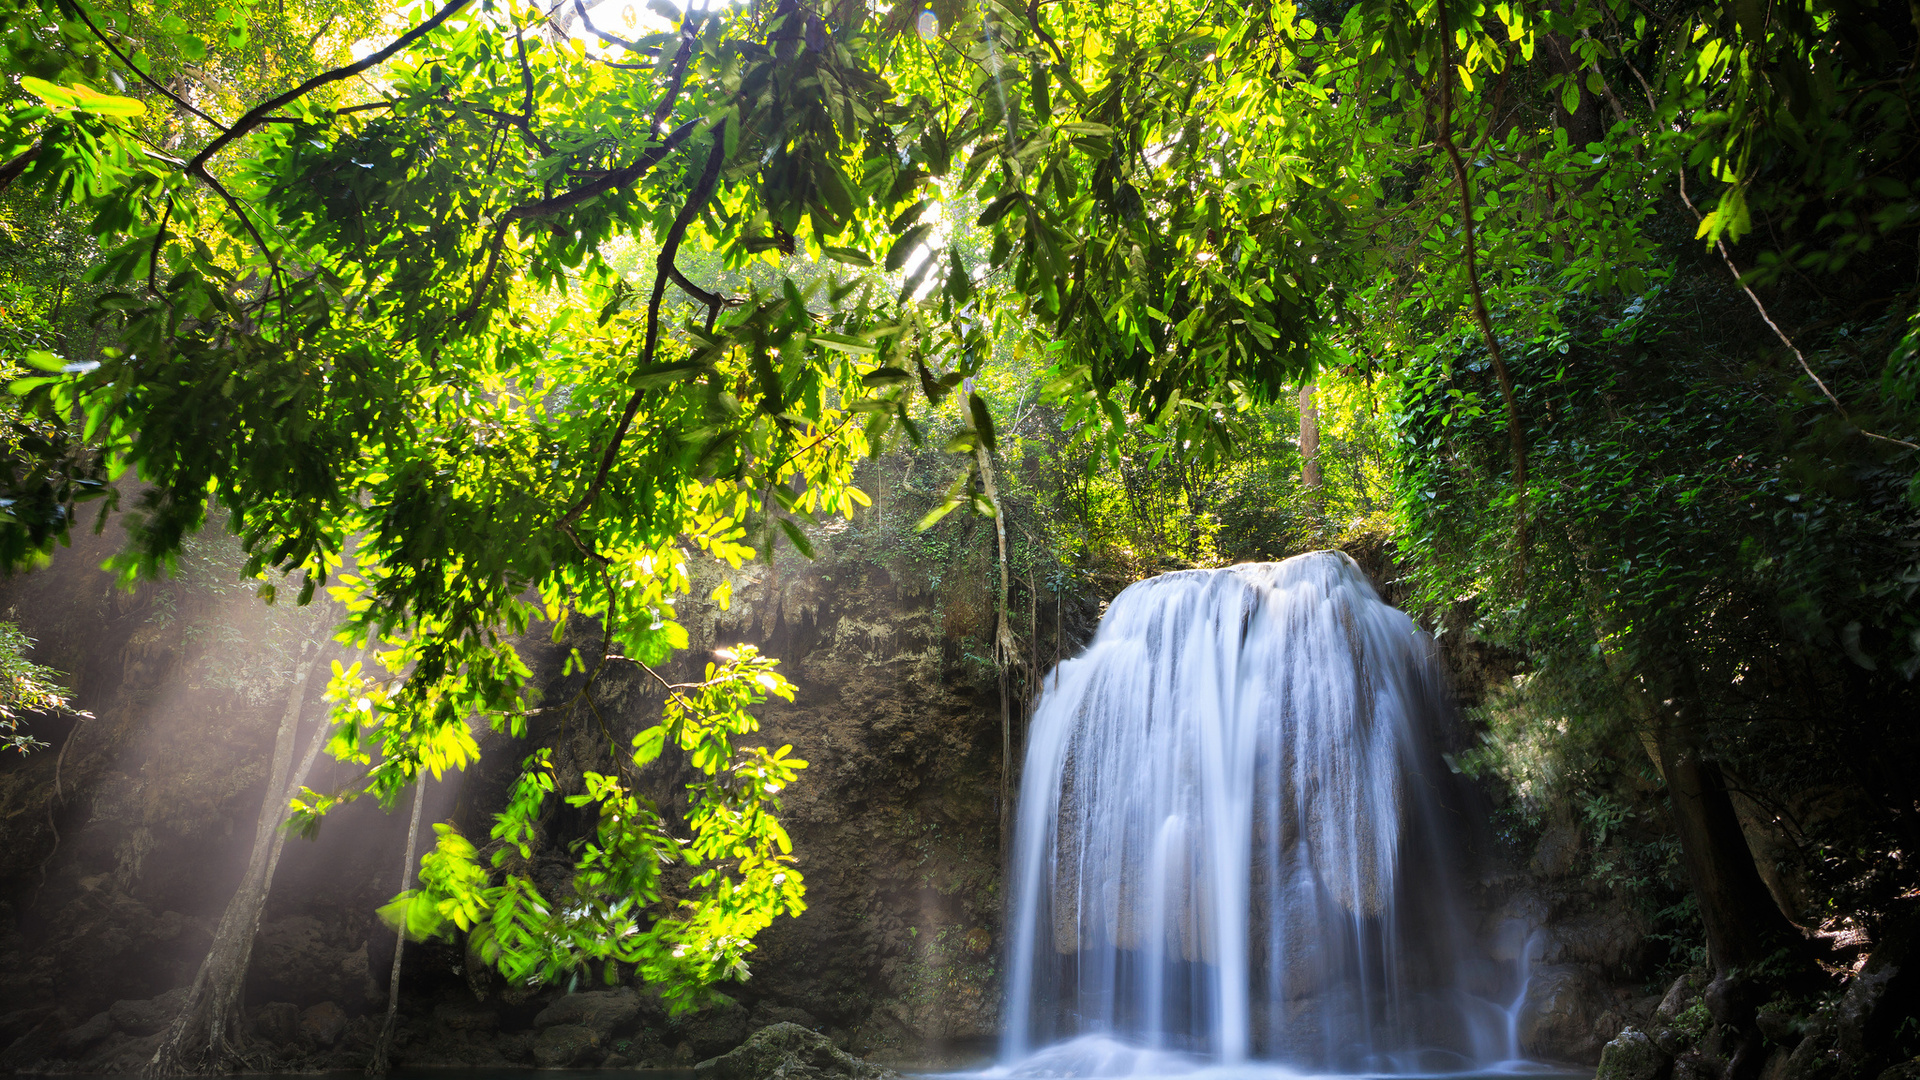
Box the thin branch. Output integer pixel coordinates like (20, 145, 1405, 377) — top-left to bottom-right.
(573, 0, 660, 55)
(146, 193, 176, 294)
(1675, 172, 1920, 450)
(0, 141, 41, 196)
(1436, 0, 1531, 571)
(457, 117, 702, 322)
(61, 0, 224, 128)
(188, 0, 472, 175)
(557, 120, 729, 531)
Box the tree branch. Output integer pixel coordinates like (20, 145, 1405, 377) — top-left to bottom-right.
(573, 0, 661, 56)
(187, 0, 472, 175)
(557, 120, 729, 532)
(457, 117, 703, 322)
(1436, 0, 1531, 571)
(61, 0, 224, 128)
(1675, 172, 1920, 451)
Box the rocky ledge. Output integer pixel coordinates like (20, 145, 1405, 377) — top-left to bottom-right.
(697, 1023, 899, 1080)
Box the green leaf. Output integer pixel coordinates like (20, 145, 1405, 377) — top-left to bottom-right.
(632, 725, 667, 766)
(629, 360, 712, 390)
(886, 224, 934, 272)
(821, 245, 875, 267)
(19, 76, 147, 118)
(809, 332, 876, 356)
(775, 518, 815, 559)
(861, 367, 911, 386)
(968, 393, 997, 450)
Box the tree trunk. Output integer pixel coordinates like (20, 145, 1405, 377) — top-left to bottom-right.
(368, 780, 426, 1075)
(1596, 626, 1813, 1080)
(975, 443, 1015, 852)
(147, 644, 322, 1077)
(1299, 381, 1323, 529)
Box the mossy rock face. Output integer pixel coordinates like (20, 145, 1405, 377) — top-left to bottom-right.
(1596, 1028, 1670, 1080)
(695, 1023, 897, 1080)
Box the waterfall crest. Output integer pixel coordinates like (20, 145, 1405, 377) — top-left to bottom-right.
(1000, 553, 1511, 1074)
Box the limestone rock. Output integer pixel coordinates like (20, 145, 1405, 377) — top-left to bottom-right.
(695, 1023, 898, 1080)
(58, 1010, 115, 1054)
(1519, 964, 1609, 1062)
(1877, 1057, 1920, 1080)
(532, 987, 641, 1038)
(682, 999, 752, 1057)
(251, 1001, 300, 1046)
(433, 1000, 500, 1032)
(79, 1029, 162, 1073)
(533, 1023, 603, 1067)
(299, 1001, 348, 1047)
(1838, 930, 1914, 1061)
(1596, 1028, 1671, 1080)
(107, 986, 190, 1036)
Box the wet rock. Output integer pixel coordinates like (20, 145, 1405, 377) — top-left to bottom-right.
(682, 999, 753, 1057)
(1756, 1003, 1800, 1045)
(1837, 930, 1914, 1062)
(497, 1029, 536, 1065)
(0, 1016, 66, 1072)
(400, 1028, 510, 1068)
(1596, 1028, 1671, 1080)
(58, 1010, 115, 1054)
(533, 1023, 603, 1067)
(532, 986, 641, 1038)
(433, 1000, 500, 1031)
(299, 1001, 348, 1047)
(1877, 1057, 1920, 1080)
(252, 1001, 300, 1046)
(80, 1029, 162, 1073)
(1519, 964, 1608, 1061)
(108, 986, 190, 1035)
(695, 1022, 898, 1080)
(1530, 808, 1583, 878)
(751, 1004, 821, 1031)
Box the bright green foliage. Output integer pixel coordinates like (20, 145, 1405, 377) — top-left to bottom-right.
(380, 645, 804, 1009)
(0, 619, 82, 752)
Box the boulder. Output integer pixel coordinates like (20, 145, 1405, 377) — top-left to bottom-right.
(751, 1004, 821, 1031)
(696, 1023, 898, 1080)
(533, 987, 641, 1039)
(108, 986, 191, 1036)
(251, 1001, 300, 1046)
(433, 1001, 501, 1032)
(58, 1011, 116, 1054)
(533, 1023, 603, 1068)
(682, 999, 753, 1057)
(1877, 1058, 1920, 1080)
(1597, 1028, 1671, 1080)
(299, 1001, 348, 1047)
(1838, 930, 1915, 1063)
(79, 1030, 163, 1074)
(1519, 964, 1609, 1062)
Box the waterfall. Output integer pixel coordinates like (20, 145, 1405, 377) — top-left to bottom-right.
(999, 553, 1513, 1075)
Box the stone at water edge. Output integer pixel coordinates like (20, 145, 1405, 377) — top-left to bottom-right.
(298, 1001, 348, 1046)
(695, 1022, 898, 1080)
(1596, 1028, 1672, 1080)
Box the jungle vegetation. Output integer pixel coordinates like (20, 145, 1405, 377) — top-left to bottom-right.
(2, 0, 1918, 1076)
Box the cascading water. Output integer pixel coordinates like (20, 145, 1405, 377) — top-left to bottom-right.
(999, 553, 1520, 1076)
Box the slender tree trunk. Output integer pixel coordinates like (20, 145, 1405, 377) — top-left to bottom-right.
(1299, 381, 1323, 530)
(147, 644, 321, 1077)
(1595, 626, 1812, 1080)
(975, 443, 1014, 851)
(368, 781, 426, 1075)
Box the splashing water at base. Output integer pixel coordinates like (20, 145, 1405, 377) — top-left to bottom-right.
(996, 554, 1533, 1076)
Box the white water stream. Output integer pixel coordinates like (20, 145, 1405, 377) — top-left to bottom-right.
(996, 554, 1534, 1076)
